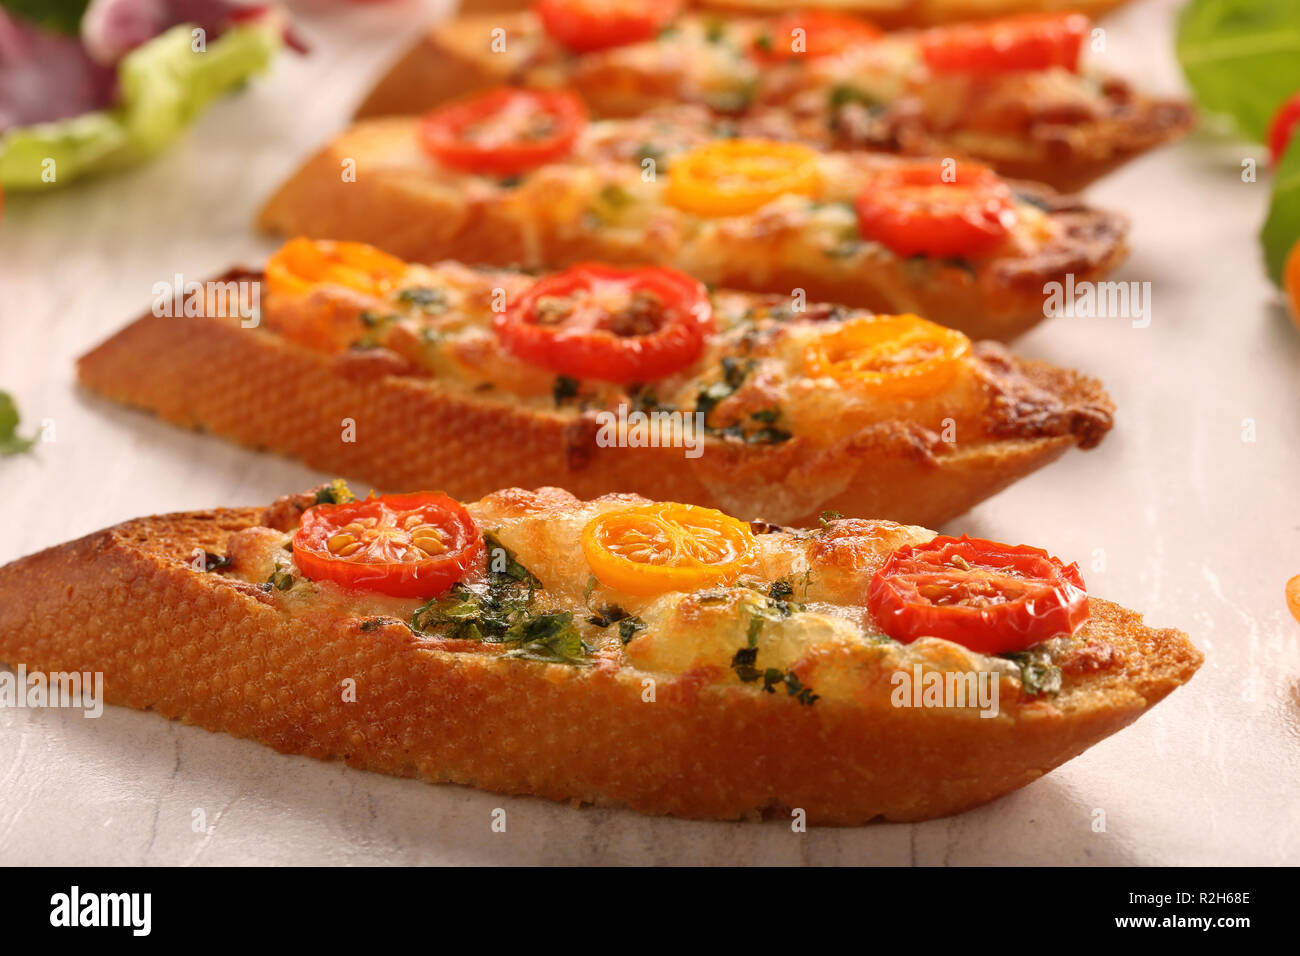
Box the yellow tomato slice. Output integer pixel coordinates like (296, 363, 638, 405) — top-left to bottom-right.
(803, 314, 971, 398)
(1285, 240, 1300, 335)
(665, 139, 822, 217)
(582, 502, 757, 596)
(265, 237, 408, 301)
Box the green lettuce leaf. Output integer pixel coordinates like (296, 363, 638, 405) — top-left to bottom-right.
(1261, 132, 1300, 286)
(1176, 0, 1300, 143)
(0, 0, 89, 35)
(0, 20, 281, 190)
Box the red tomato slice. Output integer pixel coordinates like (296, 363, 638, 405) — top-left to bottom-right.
(536, 0, 681, 53)
(855, 161, 1016, 258)
(920, 12, 1089, 75)
(1268, 90, 1300, 166)
(752, 11, 881, 63)
(494, 263, 714, 383)
(868, 535, 1089, 654)
(292, 492, 484, 599)
(418, 87, 587, 177)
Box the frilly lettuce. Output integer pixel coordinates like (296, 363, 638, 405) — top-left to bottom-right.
(0, 19, 280, 190)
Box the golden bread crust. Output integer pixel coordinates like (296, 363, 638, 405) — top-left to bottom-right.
(0, 498, 1200, 824)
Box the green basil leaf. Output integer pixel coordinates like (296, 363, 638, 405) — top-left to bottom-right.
(1261, 130, 1300, 285)
(1175, 0, 1300, 143)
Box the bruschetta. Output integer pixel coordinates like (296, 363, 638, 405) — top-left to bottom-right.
(0, 482, 1201, 823)
(77, 240, 1113, 529)
(461, 0, 1134, 32)
(258, 96, 1129, 339)
(355, 6, 1193, 192)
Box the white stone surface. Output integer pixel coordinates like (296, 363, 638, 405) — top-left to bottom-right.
(0, 0, 1296, 865)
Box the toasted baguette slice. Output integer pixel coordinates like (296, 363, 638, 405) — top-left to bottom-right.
(0, 485, 1201, 823)
(459, 0, 1134, 31)
(354, 11, 1192, 192)
(77, 263, 1113, 529)
(695, 0, 1132, 28)
(257, 109, 1130, 340)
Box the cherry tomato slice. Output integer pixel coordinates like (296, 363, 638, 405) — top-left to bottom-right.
(418, 87, 587, 177)
(265, 237, 408, 301)
(493, 263, 713, 383)
(582, 502, 757, 596)
(292, 492, 484, 599)
(1285, 240, 1300, 335)
(868, 535, 1089, 654)
(536, 0, 681, 53)
(803, 314, 971, 397)
(921, 12, 1089, 75)
(752, 11, 881, 64)
(666, 139, 822, 217)
(854, 161, 1016, 258)
(1268, 91, 1300, 166)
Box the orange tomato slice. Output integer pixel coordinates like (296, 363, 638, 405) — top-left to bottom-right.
(1284, 240, 1300, 335)
(665, 139, 821, 217)
(803, 314, 971, 397)
(265, 237, 408, 301)
(582, 503, 757, 596)
(1287, 575, 1300, 625)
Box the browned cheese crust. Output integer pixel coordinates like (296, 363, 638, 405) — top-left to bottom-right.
(0, 491, 1200, 824)
(76, 268, 1113, 528)
(353, 11, 1191, 193)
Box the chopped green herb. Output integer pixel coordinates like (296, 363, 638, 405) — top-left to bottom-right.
(503, 611, 589, 664)
(483, 531, 542, 593)
(768, 579, 794, 603)
(201, 551, 232, 572)
(267, 568, 295, 591)
(635, 143, 664, 166)
(314, 479, 356, 506)
(0, 391, 36, 456)
(617, 616, 647, 644)
(360, 617, 387, 632)
(409, 538, 588, 665)
(397, 286, 450, 314)
(729, 647, 817, 705)
(999, 649, 1062, 697)
(553, 375, 581, 405)
(587, 604, 629, 628)
(819, 510, 843, 527)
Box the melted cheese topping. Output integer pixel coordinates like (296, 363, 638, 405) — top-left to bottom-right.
(259, 256, 1043, 453)
(513, 13, 1115, 134)
(219, 488, 1041, 705)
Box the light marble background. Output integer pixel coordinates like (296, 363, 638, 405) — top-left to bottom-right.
(0, 0, 1296, 866)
